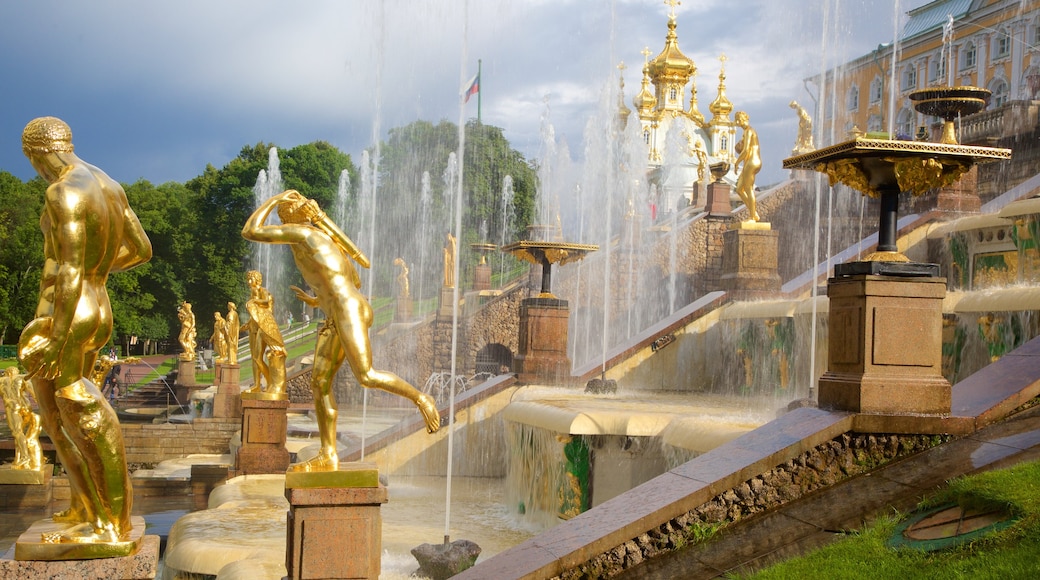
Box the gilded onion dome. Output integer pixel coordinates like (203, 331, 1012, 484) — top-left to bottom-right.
(648, 14, 695, 85)
(617, 62, 632, 128)
(633, 62, 657, 114)
(709, 57, 734, 121)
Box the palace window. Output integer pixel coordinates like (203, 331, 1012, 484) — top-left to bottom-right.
(669, 88, 677, 101)
(989, 78, 1009, 108)
(930, 55, 946, 83)
(901, 64, 917, 91)
(962, 42, 977, 69)
(896, 108, 915, 139)
(846, 85, 859, 112)
(993, 29, 1011, 60)
(643, 129, 651, 145)
(870, 76, 883, 104)
(867, 114, 883, 133)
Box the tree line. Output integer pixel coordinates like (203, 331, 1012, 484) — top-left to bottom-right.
(0, 120, 537, 355)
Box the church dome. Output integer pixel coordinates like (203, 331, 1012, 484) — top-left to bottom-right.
(633, 63, 657, 112)
(709, 67, 733, 120)
(648, 15, 695, 84)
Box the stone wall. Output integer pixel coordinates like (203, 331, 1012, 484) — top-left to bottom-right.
(121, 418, 240, 465)
(555, 431, 947, 579)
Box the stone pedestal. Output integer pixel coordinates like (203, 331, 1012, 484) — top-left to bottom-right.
(285, 463, 386, 580)
(706, 181, 732, 217)
(818, 274, 951, 416)
(176, 357, 196, 388)
(236, 398, 290, 474)
(514, 297, 571, 383)
(473, 263, 491, 291)
(0, 468, 52, 508)
(212, 363, 242, 419)
(13, 516, 149, 561)
(3, 531, 159, 578)
(395, 296, 413, 323)
(935, 165, 980, 214)
(439, 286, 458, 318)
(719, 225, 781, 300)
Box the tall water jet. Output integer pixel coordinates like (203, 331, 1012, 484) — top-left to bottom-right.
(499, 175, 515, 284)
(418, 170, 432, 304)
(334, 168, 351, 227)
(252, 147, 288, 316)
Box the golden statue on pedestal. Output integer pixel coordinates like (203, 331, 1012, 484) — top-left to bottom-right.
(177, 301, 196, 361)
(242, 270, 286, 397)
(211, 312, 229, 363)
(443, 232, 457, 288)
(734, 111, 762, 223)
(17, 116, 152, 551)
(393, 257, 411, 299)
(789, 100, 814, 155)
(1, 367, 43, 471)
(225, 302, 240, 366)
(242, 190, 440, 472)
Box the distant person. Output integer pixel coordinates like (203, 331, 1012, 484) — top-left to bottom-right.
(17, 116, 151, 546)
(242, 190, 440, 472)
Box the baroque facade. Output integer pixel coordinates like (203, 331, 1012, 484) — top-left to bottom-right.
(818, 0, 1040, 143)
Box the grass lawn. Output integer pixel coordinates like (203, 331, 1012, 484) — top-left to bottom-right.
(742, 459, 1040, 579)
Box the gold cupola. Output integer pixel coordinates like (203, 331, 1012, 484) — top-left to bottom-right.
(648, 13, 696, 112)
(708, 54, 734, 122)
(617, 62, 632, 129)
(633, 48, 657, 116)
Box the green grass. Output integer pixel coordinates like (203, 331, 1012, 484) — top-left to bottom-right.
(740, 459, 1040, 579)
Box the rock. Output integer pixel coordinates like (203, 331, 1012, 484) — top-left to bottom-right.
(411, 539, 482, 580)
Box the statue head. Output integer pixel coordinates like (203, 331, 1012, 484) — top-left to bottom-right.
(276, 192, 321, 224)
(228, 301, 236, 311)
(246, 270, 262, 288)
(22, 117, 74, 158)
(3, 366, 17, 379)
(735, 111, 750, 127)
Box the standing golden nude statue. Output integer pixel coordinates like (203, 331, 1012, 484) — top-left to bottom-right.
(242, 270, 286, 396)
(393, 257, 411, 299)
(17, 116, 152, 550)
(1, 367, 43, 471)
(242, 190, 440, 472)
(225, 302, 241, 366)
(177, 301, 196, 361)
(211, 312, 229, 363)
(443, 232, 457, 288)
(734, 111, 762, 222)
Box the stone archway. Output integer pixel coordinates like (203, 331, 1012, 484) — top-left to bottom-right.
(475, 343, 513, 375)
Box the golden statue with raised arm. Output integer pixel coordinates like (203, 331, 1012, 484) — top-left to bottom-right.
(17, 116, 152, 551)
(789, 100, 814, 154)
(734, 111, 762, 222)
(241, 270, 286, 396)
(242, 190, 440, 472)
(1, 367, 43, 471)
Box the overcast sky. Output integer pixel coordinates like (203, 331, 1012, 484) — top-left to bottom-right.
(0, 0, 932, 188)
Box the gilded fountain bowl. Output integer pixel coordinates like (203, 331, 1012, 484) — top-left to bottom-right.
(908, 86, 990, 120)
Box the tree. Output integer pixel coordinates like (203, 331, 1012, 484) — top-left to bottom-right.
(0, 172, 45, 346)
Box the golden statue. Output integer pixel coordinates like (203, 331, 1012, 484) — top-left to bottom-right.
(683, 129, 710, 183)
(1, 367, 43, 471)
(211, 312, 229, 363)
(225, 302, 240, 365)
(790, 100, 814, 154)
(242, 270, 286, 396)
(393, 257, 411, 299)
(242, 190, 440, 472)
(17, 116, 152, 548)
(734, 111, 762, 222)
(443, 232, 457, 288)
(177, 301, 196, 361)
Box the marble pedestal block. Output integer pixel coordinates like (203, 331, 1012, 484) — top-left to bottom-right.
(285, 463, 386, 580)
(438, 286, 459, 318)
(706, 181, 732, 217)
(236, 397, 290, 474)
(212, 363, 242, 419)
(3, 532, 159, 579)
(176, 358, 196, 388)
(514, 297, 571, 384)
(818, 274, 951, 416)
(720, 225, 781, 300)
(395, 296, 413, 323)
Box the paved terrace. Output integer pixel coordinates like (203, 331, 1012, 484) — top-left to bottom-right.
(457, 335, 1040, 579)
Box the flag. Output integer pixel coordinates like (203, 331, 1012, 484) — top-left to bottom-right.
(462, 74, 480, 103)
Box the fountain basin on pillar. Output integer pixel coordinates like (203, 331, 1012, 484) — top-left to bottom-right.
(502, 240, 597, 383)
(783, 87, 1010, 420)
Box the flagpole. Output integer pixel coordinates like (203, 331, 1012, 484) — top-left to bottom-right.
(477, 59, 482, 124)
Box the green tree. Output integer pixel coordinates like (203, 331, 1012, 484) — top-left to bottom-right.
(0, 172, 45, 347)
